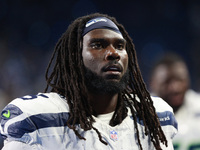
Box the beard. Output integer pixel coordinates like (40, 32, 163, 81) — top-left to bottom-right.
(84, 67, 129, 94)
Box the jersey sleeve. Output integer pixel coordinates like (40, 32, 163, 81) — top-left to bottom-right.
(0, 93, 68, 149)
(152, 96, 178, 145)
(0, 94, 49, 148)
(0, 102, 36, 144)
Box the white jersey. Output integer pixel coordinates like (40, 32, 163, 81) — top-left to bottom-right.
(172, 90, 200, 150)
(0, 92, 177, 150)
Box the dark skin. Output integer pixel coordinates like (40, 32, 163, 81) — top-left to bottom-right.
(150, 62, 189, 113)
(82, 29, 128, 115)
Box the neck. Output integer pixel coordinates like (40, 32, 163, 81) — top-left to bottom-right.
(88, 92, 119, 115)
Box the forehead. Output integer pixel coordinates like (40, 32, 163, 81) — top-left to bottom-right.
(154, 62, 189, 81)
(83, 29, 124, 41)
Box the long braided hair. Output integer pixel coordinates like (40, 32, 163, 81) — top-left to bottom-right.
(45, 13, 167, 150)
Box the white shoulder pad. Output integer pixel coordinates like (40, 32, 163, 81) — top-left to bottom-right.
(9, 92, 69, 115)
(151, 96, 173, 113)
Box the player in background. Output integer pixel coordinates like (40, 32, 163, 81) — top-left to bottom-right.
(149, 53, 200, 150)
(0, 13, 177, 150)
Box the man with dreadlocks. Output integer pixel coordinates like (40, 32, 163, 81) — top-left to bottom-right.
(0, 13, 177, 150)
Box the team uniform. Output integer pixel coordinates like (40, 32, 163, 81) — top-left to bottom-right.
(0, 92, 177, 150)
(172, 89, 200, 150)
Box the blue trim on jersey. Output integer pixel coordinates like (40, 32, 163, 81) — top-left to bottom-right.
(133, 111, 178, 130)
(20, 94, 49, 100)
(1, 104, 23, 131)
(1, 104, 23, 120)
(157, 111, 178, 130)
(7, 112, 70, 138)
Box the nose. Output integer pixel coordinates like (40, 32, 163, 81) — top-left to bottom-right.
(105, 46, 120, 61)
(168, 80, 181, 92)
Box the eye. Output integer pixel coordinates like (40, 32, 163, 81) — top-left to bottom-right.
(116, 43, 125, 50)
(90, 42, 103, 49)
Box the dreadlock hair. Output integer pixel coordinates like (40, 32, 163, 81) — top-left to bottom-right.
(45, 13, 167, 150)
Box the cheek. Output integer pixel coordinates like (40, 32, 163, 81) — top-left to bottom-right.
(82, 51, 94, 67)
(121, 52, 129, 70)
(82, 51, 102, 72)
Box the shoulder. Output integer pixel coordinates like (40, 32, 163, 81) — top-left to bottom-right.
(0, 92, 70, 140)
(185, 89, 200, 99)
(4, 92, 69, 115)
(151, 96, 173, 112)
(185, 89, 200, 107)
(181, 89, 200, 119)
(151, 96, 178, 138)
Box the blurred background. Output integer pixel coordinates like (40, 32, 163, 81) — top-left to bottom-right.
(1, 0, 200, 148)
(1, 0, 200, 109)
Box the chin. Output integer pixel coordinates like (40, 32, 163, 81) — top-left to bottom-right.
(85, 68, 129, 94)
(104, 74, 121, 80)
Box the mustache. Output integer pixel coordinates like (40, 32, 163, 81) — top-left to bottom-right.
(101, 61, 123, 72)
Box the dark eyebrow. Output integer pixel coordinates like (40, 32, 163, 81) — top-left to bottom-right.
(89, 38, 126, 44)
(115, 39, 126, 44)
(89, 38, 107, 44)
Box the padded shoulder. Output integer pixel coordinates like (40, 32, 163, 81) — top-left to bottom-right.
(6, 92, 69, 115)
(151, 96, 173, 113)
(151, 96, 178, 132)
(0, 92, 70, 140)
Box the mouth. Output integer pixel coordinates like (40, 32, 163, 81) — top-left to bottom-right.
(103, 64, 122, 73)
